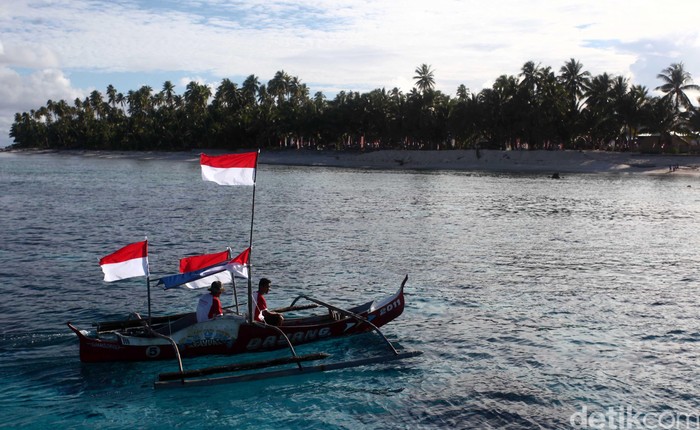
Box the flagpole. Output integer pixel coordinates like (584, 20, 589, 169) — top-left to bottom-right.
(231, 276, 240, 314)
(228, 247, 240, 314)
(145, 236, 152, 322)
(146, 277, 152, 322)
(246, 149, 260, 324)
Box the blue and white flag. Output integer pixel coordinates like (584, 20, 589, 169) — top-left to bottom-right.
(158, 248, 250, 290)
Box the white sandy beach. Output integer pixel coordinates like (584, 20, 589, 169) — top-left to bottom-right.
(259, 149, 700, 176)
(7, 148, 700, 177)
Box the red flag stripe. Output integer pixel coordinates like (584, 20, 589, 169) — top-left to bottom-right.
(200, 152, 258, 169)
(180, 250, 230, 273)
(231, 247, 250, 265)
(99, 241, 148, 265)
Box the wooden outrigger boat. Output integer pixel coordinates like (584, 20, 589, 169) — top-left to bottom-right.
(67, 151, 420, 387)
(67, 276, 407, 363)
(68, 276, 420, 388)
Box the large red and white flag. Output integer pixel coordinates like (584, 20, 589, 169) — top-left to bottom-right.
(99, 240, 149, 282)
(180, 249, 231, 290)
(200, 152, 258, 186)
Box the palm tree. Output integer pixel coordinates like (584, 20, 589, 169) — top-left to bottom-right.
(625, 85, 652, 140)
(241, 75, 260, 107)
(268, 70, 291, 105)
(532, 66, 567, 148)
(313, 91, 326, 110)
(126, 85, 153, 116)
(115, 92, 125, 111)
(519, 61, 541, 94)
(585, 73, 613, 110)
(656, 62, 700, 112)
(213, 78, 240, 110)
(688, 97, 700, 139)
(183, 81, 212, 145)
(456, 84, 470, 101)
(106, 85, 117, 108)
(478, 74, 519, 148)
(51, 99, 72, 148)
(581, 73, 616, 146)
(654, 63, 700, 137)
(89, 90, 106, 119)
(125, 86, 155, 149)
(184, 81, 211, 111)
(413, 64, 435, 93)
(559, 58, 590, 112)
(609, 76, 632, 144)
(556, 59, 591, 147)
(162, 81, 176, 107)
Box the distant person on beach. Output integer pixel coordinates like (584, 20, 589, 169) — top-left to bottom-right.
(196, 281, 225, 322)
(251, 278, 284, 326)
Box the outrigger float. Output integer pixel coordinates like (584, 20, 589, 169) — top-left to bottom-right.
(67, 151, 421, 387)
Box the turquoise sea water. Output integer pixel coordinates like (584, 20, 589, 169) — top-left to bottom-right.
(2, 152, 700, 429)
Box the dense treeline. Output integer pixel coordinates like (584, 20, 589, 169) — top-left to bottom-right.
(9, 60, 700, 152)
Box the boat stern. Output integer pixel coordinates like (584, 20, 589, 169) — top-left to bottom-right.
(67, 322, 165, 362)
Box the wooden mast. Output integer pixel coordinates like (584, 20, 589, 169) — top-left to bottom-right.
(246, 149, 260, 323)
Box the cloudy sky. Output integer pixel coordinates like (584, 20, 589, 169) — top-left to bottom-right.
(2, 0, 699, 147)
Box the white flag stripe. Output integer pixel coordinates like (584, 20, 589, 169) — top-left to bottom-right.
(182, 263, 248, 290)
(226, 262, 249, 279)
(101, 257, 148, 282)
(184, 271, 233, 290)
(201, 165, 255, 186)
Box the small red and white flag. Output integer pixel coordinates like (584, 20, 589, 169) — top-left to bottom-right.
(99, 240, 149, 282)
(180, 249, 231, 290)
(200, 152, 258, 186)
(225, 247, 250, 279)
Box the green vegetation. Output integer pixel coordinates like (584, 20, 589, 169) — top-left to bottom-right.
(9, 61, 700, 152)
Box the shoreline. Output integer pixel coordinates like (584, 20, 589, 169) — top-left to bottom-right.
(5, 148, 700, 176)
(261, 149, 700, 176)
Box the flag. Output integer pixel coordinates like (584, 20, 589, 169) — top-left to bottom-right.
(200, 152, 258, 186)
(158, 247, 251, 290)
(226, 247, 250, 279)
(180, 250, 230, 273)
(180, 249, 231, 290)
(158, 261, 229, 290)
(99, 240, 148, 282)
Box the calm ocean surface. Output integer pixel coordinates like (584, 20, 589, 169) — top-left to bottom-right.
(2, 152, 700, 429)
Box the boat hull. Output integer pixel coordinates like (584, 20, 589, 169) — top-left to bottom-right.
(68, 286, 405, 363)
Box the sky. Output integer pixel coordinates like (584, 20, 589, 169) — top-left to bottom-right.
(1, 0, 700, 148)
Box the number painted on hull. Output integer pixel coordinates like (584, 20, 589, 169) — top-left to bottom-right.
(146, 346, 160, 358)
(379, 298, 402, 316)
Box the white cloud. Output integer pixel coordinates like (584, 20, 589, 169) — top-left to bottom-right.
(0, 67, 84, 146)
(0, 40, 60, 69)
(1, 0, 699, 146)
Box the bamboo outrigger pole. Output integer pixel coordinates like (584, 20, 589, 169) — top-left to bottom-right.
(246, 150, 261, 323)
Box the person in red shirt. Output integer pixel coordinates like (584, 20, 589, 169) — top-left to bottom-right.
(196, 281, 225, 322)
(252, 278, 283, 326)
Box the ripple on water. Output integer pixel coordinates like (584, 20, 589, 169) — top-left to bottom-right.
(3, 156, 700, 428)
